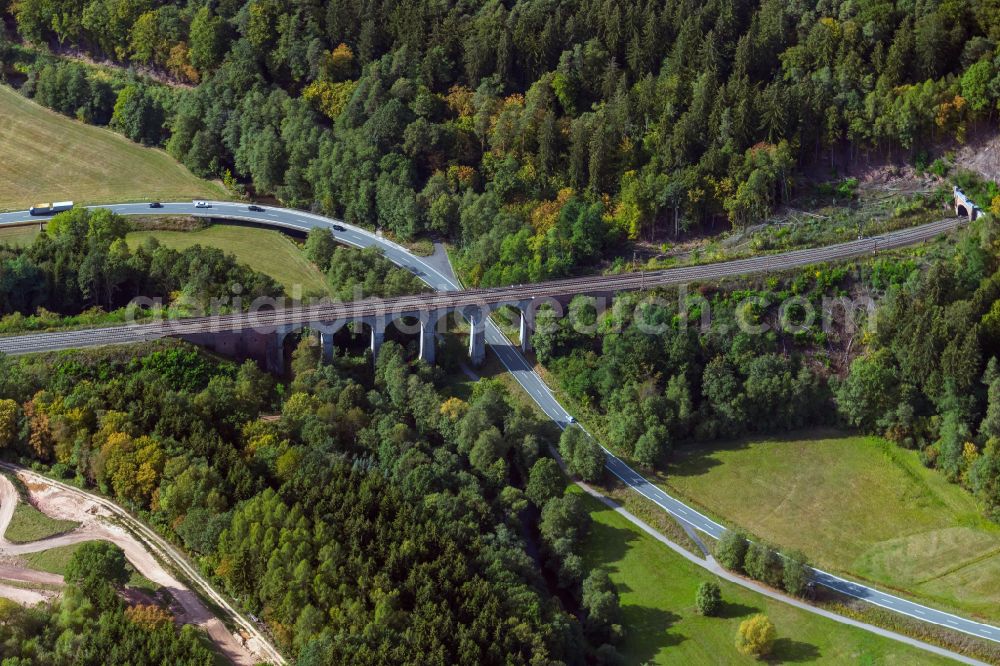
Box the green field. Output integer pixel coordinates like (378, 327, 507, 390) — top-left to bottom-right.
(0, 85, 226, 211)
(127, 225, 331, 297)
(4, 503, 79, 543)
(576, 487, 952, 665)
(21, 542, 83, 574)
(664, 430, 1000, 623)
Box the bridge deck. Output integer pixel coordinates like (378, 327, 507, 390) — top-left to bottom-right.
(0, 216, 964, 356)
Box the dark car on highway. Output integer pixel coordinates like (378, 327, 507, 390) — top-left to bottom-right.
(248, 205, 264, 212)
(149, 202, 163, 208)
(333, 224, 346, 231)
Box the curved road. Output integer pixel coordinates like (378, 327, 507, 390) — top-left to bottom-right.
(2, 202, 999, 650)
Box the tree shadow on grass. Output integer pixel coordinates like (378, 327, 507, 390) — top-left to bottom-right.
(768, 637, 821, 663)
(620, 606, 687, 664)
(715, 600, 759, 619)
(582, 512, 690, 662)
(669, 428, 845, 478)
(584, 515, 640, 571)
(668, 438, 751, 477)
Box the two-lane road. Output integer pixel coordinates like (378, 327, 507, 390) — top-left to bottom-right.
(2, 201, 998, 648)
(0, 201, 423, 270)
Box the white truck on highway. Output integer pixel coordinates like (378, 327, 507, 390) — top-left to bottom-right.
(29, 201, 74, 216)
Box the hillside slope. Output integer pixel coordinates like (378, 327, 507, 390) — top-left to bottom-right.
(0, 85, 224, 211)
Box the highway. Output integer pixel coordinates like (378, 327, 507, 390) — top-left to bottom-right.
(2, 201, 999, 648)
(0, 202, 967, 355)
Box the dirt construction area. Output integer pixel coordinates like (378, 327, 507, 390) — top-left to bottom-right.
(0, 470, 260, 665)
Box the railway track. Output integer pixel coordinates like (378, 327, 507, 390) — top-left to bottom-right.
(0, 215, 964, 357)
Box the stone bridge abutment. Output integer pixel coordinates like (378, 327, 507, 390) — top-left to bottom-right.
(954, 186, 982, 220)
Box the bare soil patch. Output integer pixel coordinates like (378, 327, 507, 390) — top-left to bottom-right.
(0, 472, 258, 665)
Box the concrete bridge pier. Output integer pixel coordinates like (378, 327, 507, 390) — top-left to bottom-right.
(418, 312, 444, 365)
(178, 327, 291, 374)
(315, 321, 346, 364)
(518, 305, 535, 354)
(321, 330, 335, 364)
(370, 325, 385, 358)
(265, 324, 299, 375)
(468, 315, 486, 366)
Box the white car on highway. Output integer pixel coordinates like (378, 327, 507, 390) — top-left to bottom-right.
(194, 200, 211, 208)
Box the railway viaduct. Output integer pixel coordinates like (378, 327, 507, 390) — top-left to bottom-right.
(80, 274, 626, 373)
(175, 293, 570, 374)
(0, 215, 968, 373)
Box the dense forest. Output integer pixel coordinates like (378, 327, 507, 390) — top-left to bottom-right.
(836, 218, 1000, 520)
(3, 0, 1000, 284)
(531, 264, 840, 467)
(0, 336, 626, 663)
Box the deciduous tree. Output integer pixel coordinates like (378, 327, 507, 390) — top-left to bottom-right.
(736, 614, 776, 658)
